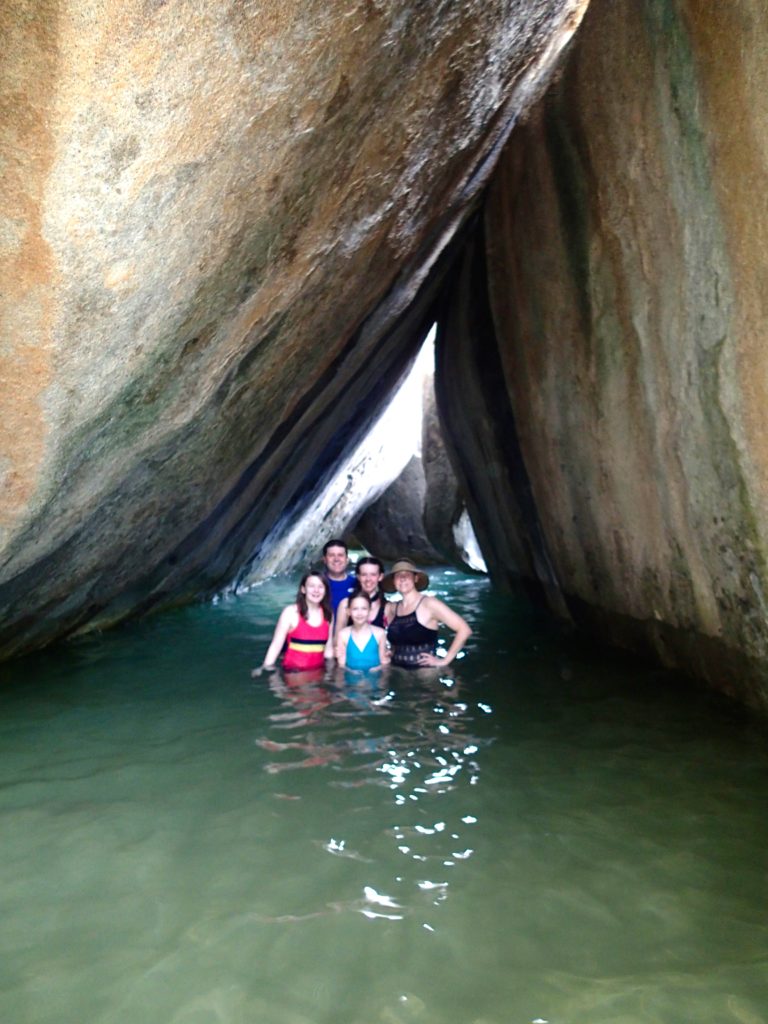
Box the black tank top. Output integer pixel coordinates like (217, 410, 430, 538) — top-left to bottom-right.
(370, 597, 386, 629)
(387, 598, 438, 668)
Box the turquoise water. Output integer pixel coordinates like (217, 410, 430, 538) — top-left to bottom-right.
(1, 570, 768, 1024)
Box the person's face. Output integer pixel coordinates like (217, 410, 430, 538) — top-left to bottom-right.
(323, 545, 348, 578)
(302, 575, 327, 604)
(349, 597, 370, 625)
(357, 564, 383, 594)
(394, 570, 416, 593)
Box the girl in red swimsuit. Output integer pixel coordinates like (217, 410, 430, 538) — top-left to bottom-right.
(255, 572, 335, 675)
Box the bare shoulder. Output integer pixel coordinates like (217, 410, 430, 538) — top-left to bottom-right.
(421, 594, 467, 627)
(280, 603, 300, 629)
(420, 594, 445, 614)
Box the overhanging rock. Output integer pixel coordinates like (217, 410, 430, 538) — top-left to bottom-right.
(0, 1, 589, 657)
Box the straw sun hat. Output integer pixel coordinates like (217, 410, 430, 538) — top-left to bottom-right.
(381, 559, 430, 593)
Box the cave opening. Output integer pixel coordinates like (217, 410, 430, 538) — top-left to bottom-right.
(241, 321, 486, 584)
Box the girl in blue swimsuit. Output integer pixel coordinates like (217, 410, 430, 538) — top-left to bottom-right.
(336, 594, 390, 671)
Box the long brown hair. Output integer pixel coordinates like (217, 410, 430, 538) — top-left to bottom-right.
(296, 572, 332, 622)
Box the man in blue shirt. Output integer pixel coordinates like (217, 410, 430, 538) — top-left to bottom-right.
(322, 539, 356, 616)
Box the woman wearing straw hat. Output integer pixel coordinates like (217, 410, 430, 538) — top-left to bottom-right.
(382, 559, 472, 669)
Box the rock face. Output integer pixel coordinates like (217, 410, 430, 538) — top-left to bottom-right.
(422, 380, 482, 569)
(355, 368, 483, 570)
(354, 455, 444, 566)
(245, 339, 430, 579)
(437, 0, 768, 709)
(9, 0, 768, 715)
(0, 0, 588, 657)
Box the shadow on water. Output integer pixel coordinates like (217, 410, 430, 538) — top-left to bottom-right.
(1, 570, 768, 1024)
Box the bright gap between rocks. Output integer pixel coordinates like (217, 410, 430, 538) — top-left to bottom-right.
(247, 325, 485, 580)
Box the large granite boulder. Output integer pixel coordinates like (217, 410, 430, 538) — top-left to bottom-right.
(355, 366, 484, 570)
(437, 0, 768, 709)
(0, 1, 588, 657)
(12, 0, 768, 717)
(247, 340, 429, 578)
(353, 454, 444, 566)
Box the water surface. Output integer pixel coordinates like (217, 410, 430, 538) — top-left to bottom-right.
(2, 571, 767, 1024)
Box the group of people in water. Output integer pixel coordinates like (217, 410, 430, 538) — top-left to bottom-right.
(255, 539, 472, 678)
